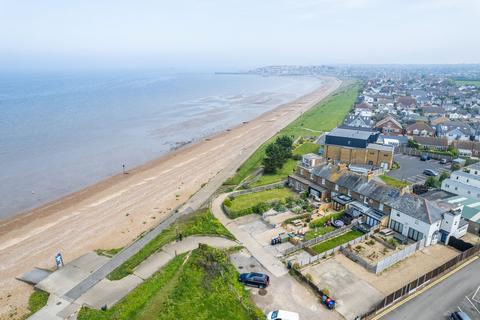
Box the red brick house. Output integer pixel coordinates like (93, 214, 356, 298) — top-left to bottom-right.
(374, 115, 403, 135)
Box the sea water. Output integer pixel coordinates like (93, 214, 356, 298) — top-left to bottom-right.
(0, 71, 323, 218)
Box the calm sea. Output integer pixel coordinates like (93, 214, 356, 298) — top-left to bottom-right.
(0, 71, 323, 218)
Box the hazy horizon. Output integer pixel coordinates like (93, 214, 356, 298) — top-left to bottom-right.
(1, 0, 479, 71)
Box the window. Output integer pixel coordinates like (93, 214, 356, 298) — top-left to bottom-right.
(379, 203, 384, 211)
(335, 184, 339, 191)
(407, 227, 423, 241)
(468, 191, 471, 194)
(322, 178, 325, 185)
(390, 219, 404, 234)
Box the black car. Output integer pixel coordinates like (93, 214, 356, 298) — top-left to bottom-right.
(238, 272, 270, 288)
(450, 311, 472, 320)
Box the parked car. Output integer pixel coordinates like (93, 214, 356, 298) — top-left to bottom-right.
(440, 158, 447, 164)
(267, 310, 300, 320)
(450, 311, 472, 320)
(238, 272, 270, 288)
(420, 154, 430, 161)
(423, 169, 438, 176)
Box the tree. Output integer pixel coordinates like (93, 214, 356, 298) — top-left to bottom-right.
(263, 143, 285, 173)
(408, 139, 420, 149)
(262, 135, 294, 173)
(276, 135, 294, 159)
(425, 176, 440, 188)
(439, 171, 450, 182)
(447, 145, 459, 157)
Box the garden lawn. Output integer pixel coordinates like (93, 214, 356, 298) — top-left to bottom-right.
(107, 209, 233, 280)
(310, 230, 363, 254)
(225, 82, 360, 185)
(78, 246, 263, 320)
(228, 188, 295, 213)
(379, 175, 410, 189)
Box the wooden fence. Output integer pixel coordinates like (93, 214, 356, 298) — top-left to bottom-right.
(360, 244, 480, 319)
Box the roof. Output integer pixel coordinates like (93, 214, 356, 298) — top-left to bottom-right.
(367, 143, 394, 152)
(467, 162, 480, 172)
(375, 115, 402, 129)
(406, 122, 435, 133)
(413, 136, 449, 147)
(421, 106, 445, 114)
(397, 96, 417, 106)
(311, 164, 448, 224)
(445, 195, 480, 222)
(389, 194, 445, 224)
(327, 127, 376, 140)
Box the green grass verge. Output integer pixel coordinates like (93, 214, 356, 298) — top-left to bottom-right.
(310, 230, 363, 254)
(379, 175, 410, 189)
(227, 188, 295, 212)
(107, 209, 234, 280)
(78, 246, 263, 320)
(224, 82, 361, 185)
(25, 290, 49, 318)
(249, 159, 297, 187)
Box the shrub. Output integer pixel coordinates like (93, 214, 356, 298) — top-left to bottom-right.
(223, 198, 232, 207)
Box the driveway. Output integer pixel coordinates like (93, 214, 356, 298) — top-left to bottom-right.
(388, 154, 451, 185)
(380, 257, 480, 320)
(230, 249, 343, 320)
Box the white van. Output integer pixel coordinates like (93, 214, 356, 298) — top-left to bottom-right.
(266, 310, 300, 320)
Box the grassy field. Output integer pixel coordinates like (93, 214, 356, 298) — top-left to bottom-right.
(24, 290, 49, 318)
(107, 209, 234, 280)
(227, 188, 295, 212)
(78, 246, 263, 320)
(455, 80, 480, 87)
(224, 82, 360, 185)
(310, 230, 363, 254)
(379, 175, 410, 189)
(249, 142, 320, 188)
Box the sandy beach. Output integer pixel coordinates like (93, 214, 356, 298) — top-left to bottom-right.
(0, 76, 341, 319)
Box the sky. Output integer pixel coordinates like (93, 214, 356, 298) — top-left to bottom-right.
(0, 0, 479, 71)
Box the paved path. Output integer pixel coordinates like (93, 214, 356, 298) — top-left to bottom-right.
(30, 236, 238, 318)
(379, 257, 480, 320)
(211, 193, 288, 277)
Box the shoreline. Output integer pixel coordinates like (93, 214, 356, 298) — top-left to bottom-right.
(0, 76, 341, 319)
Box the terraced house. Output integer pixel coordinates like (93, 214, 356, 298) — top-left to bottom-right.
(288, 157, 468, 246)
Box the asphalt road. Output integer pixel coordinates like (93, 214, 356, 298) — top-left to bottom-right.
(388, 154, 451, 185)
(381, 258, 480, 320)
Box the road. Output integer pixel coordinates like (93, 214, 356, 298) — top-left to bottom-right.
(388, 154, 451, 185)
(380, 258, 480, 320)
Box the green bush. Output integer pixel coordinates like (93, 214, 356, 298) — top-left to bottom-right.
(223, 198, 232, 208)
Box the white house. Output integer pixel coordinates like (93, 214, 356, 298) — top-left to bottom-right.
(441, 170, 480, 199)
(389, 195, 467, 245)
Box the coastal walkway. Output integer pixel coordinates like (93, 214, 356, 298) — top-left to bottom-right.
(211, 192, 288, 277)
(29, 236, 238, 319)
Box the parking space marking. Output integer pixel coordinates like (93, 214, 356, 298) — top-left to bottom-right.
(466, 295, 480, 315)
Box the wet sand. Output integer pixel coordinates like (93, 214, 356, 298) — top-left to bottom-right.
(0, 76, 341, 319)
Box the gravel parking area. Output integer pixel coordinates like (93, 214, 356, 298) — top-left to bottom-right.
(230, 249, 343, 320)
(388, 154, 451, 185)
